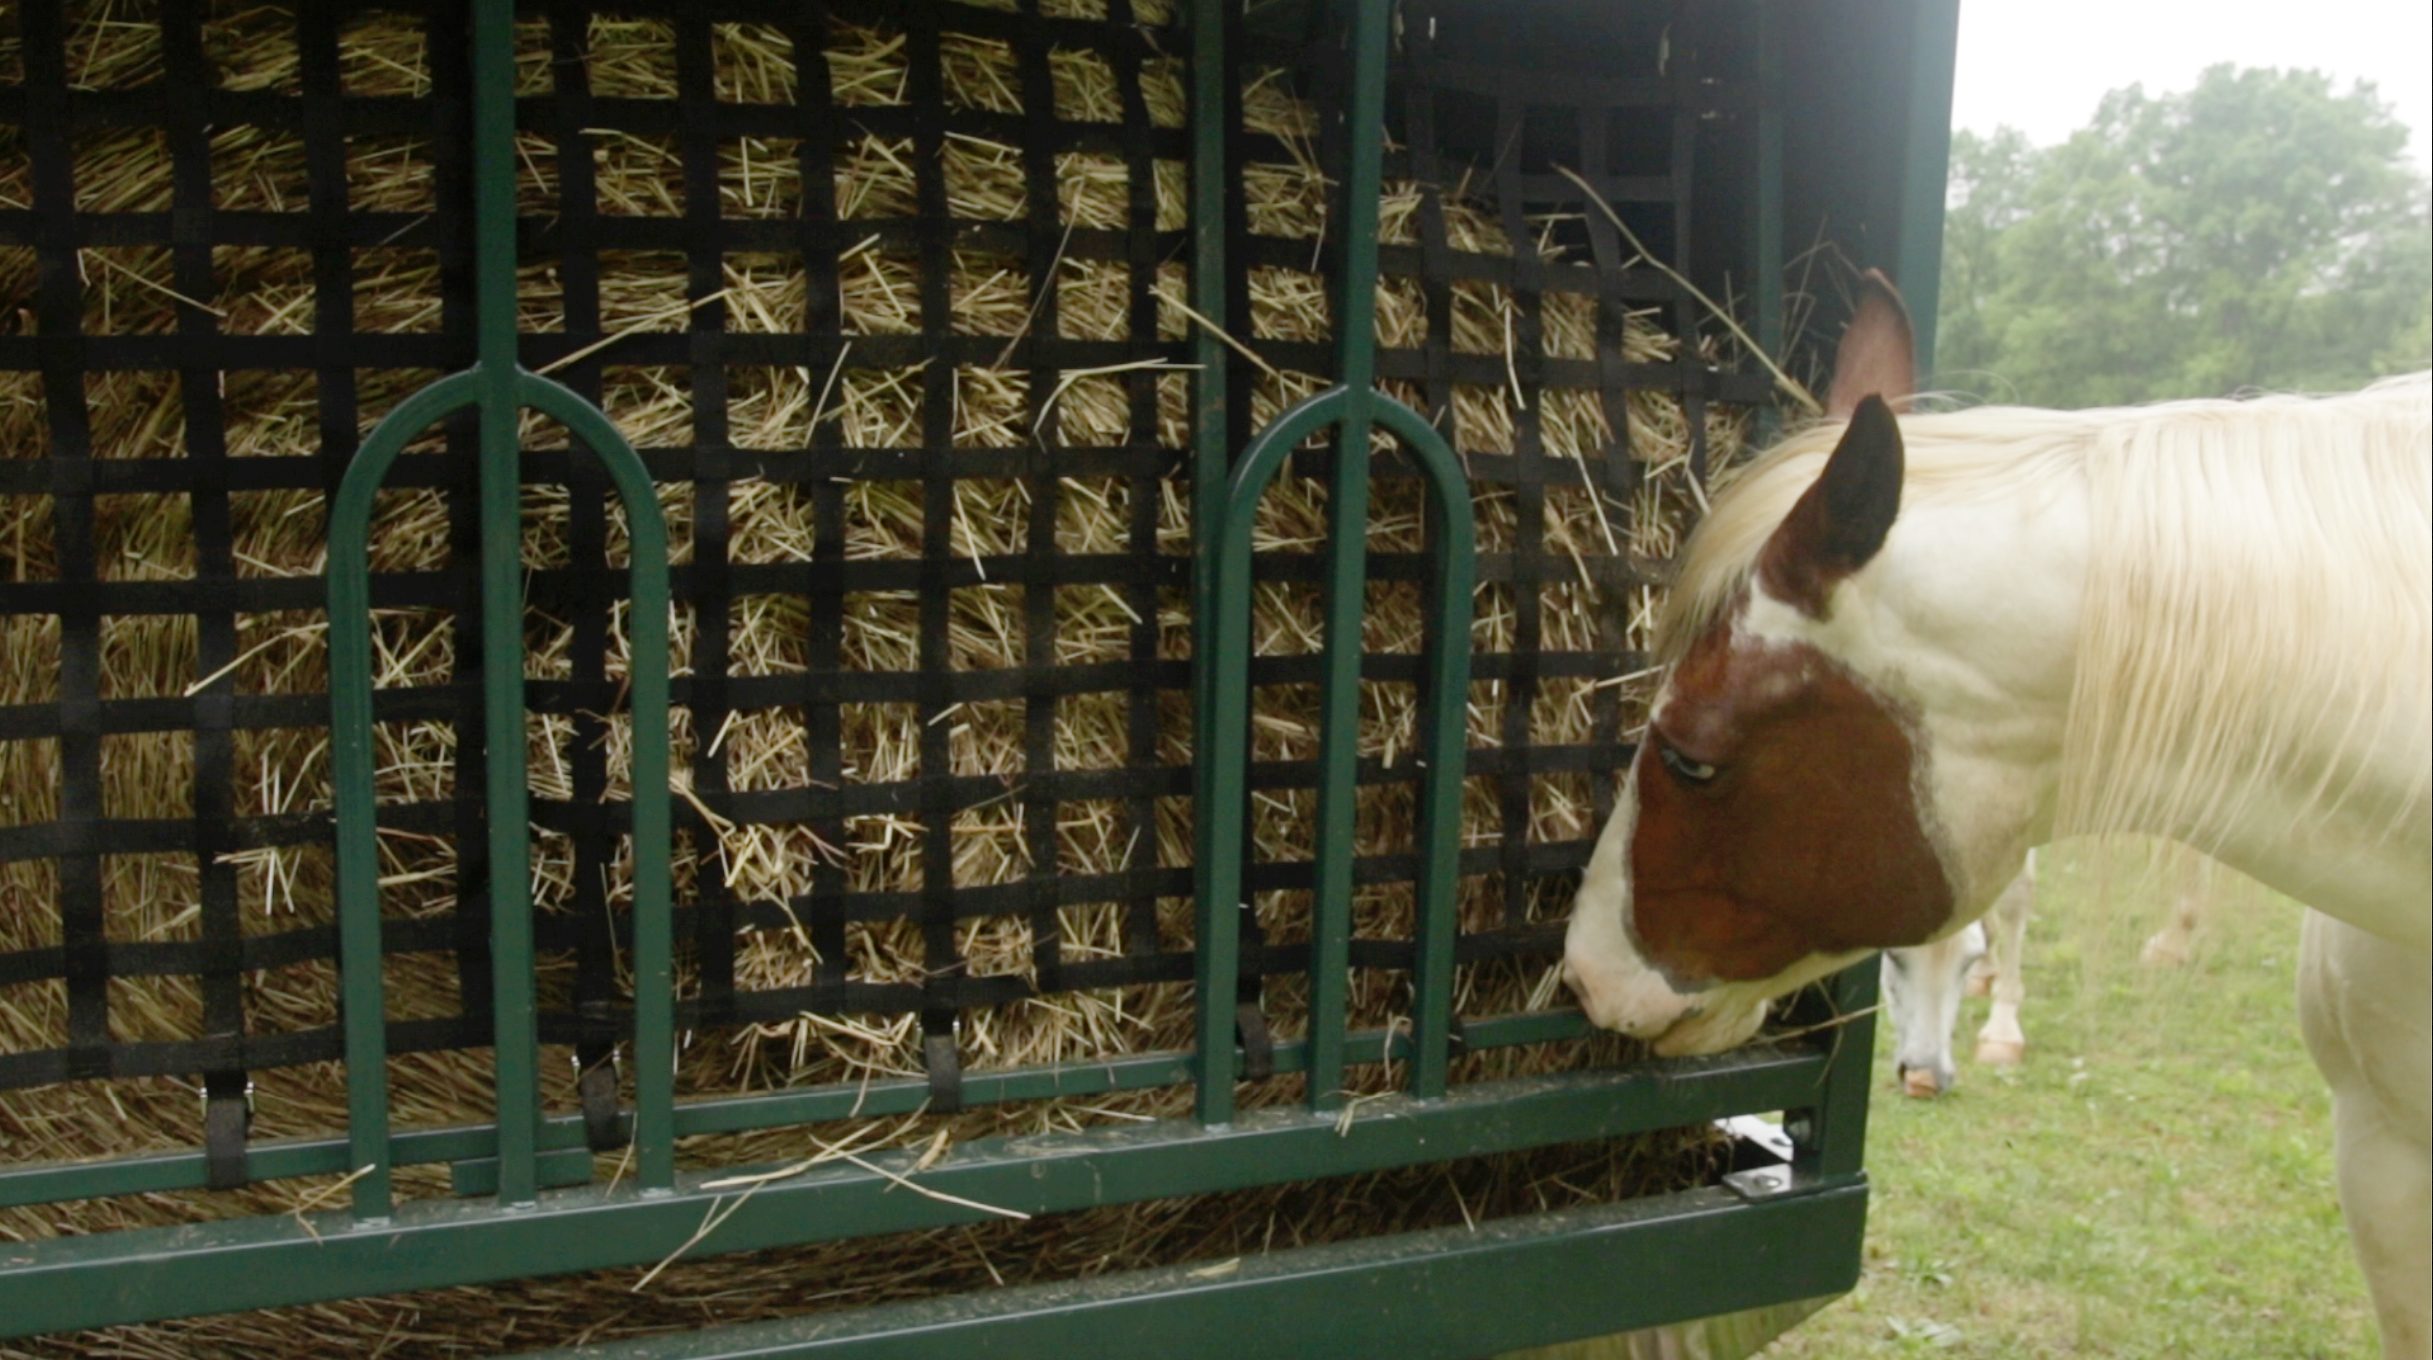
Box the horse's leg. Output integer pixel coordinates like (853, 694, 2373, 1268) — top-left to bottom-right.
(1973, 858, 2033, 1067)
(1963, 954, 1995, 998)
(2142, 853, 2210, 967)
(2299, 910, 2432, 1360)
(1964, 922, 1997, 997)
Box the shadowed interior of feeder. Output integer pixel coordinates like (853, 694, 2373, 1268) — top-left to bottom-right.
(0, 0, 1766, 1350)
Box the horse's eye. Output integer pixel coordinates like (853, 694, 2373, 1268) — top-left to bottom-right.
(1657, 742, 1720, 786)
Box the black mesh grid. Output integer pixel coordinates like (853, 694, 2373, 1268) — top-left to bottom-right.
(0, 0, 1775, 1123)
(0, 0, 493, 1090)
(1214, 7, 1775, 990)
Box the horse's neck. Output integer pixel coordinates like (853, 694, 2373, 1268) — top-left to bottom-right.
(2169, 752, 2432, 953)
(2061, 394, 2433, 950)
(1865, 454, 2430, 952)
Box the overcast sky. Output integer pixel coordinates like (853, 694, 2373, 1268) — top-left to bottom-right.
(1951, 0, 2433, 174)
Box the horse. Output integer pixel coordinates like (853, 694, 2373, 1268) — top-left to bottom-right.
(1881, 852, 2033, 1097)
(1559, 272, 2431, 1357)
(1885, 845, 2213, 1098)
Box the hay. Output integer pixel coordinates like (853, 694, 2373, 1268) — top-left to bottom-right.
(1, 3, 1748, 1352)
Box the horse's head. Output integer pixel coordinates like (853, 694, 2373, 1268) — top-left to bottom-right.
(1880, 921, 1986, 1098)
(1563, 272, 2074, 1053)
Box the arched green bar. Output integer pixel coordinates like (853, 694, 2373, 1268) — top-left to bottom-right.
(1194, 381, 1474, 1122)
(326, 0, 680, 1218)
(328, 369, 481, 1221)
(517, 372, 676, 1195)
(1368, 397, 1476, 1100)
(1193, 0, 1475, 1123)
(1193, 387, 1347, 1124)
(328, 371, 679, 1218)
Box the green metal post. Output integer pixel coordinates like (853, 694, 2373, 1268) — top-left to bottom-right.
(1894, 0, 1959, 380)
(1300, 0, 1392, 1114)
(327, 0, 677, 1214)
(1753, 1, 1784, 368)
(467, 0, 543, 1211)
(1791, 960, 1878, 1182)
(1189, 0, 1240, 1126)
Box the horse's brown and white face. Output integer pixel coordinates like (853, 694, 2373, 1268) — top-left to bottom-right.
(1562, 273, 2057, 1053)
(1562, 396, 1958, 1050)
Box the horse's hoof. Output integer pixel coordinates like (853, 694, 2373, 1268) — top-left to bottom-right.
(1902, 1067, 1944, 1099)
(1975, 1038, 2025, 1066)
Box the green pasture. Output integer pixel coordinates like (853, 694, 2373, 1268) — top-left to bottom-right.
(1761, 845, 2375, 1359)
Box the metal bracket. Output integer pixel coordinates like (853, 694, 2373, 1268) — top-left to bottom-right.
(1234, 1000, 1276, 1082)
(1715, 1113, 1795, 1162)
(924, 1025, 965, 1116)
(1721, 1164, 1797, 1200)
(200, 1076, 253, 1191)
(575, 1046, 628, 1152)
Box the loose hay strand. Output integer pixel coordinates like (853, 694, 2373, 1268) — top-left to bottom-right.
(1555, 164, 1819, 417)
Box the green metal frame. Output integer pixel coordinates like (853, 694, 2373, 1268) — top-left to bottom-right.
(1191, 0, 1473, 1124)
(0, 0, 1970, 1350)
(1896, 0, 1962, 380)
(0, 1046, 1854, 1337)
(324, 0, 675, 1220)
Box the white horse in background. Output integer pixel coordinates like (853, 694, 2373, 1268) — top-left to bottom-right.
(1883, 847, 2213, 1098)
(1881, 852, 2034, 1097)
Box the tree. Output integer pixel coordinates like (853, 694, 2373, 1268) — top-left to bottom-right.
(1936, 66, 2432, 407)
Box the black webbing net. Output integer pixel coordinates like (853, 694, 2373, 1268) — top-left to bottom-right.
(0, 0, 1774, 1163)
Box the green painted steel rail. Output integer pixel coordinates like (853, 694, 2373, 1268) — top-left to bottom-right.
(0, 1047, 1846, 1338)
(0, 1010, 1602, 1212)
(499, 1185, 1867, 1360)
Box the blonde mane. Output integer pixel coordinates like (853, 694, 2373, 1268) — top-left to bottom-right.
(1663, 373, 2433, 848)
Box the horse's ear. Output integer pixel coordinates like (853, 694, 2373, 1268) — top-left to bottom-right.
(1758, 395, 1903, 617)
(1827, 269, 1916, 417)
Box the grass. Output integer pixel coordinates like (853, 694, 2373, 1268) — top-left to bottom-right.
(1759, 844, 2375, 1359)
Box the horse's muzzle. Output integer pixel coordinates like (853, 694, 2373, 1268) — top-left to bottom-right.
(1560, 950, 1694, 1039)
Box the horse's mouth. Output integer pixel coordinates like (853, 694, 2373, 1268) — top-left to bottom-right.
(1646, 998, 1769, 1057)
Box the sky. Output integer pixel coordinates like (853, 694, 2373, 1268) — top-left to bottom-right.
(1950, 0, 2433, 174)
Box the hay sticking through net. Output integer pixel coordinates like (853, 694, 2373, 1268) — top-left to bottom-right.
(3, 4, 1755, 1352)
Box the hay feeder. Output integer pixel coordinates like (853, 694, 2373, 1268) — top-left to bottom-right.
(0, 0, 1959, 1355)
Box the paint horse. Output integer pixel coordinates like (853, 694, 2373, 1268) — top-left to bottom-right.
(1881, 852, 2033, 1098)
(1560, 274, 2431, 1356)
